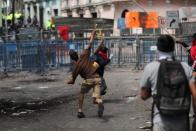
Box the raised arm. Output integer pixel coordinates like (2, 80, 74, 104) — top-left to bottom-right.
(86, 30, 96, 50)
(176, 40, 189, 48)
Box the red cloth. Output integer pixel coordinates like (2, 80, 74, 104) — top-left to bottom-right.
(190, 39, 196, 61)
(57, 26, 70, 41)
(98, 51, 108, 62)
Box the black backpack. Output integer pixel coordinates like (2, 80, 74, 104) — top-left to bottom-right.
(154, 60, 191, 116)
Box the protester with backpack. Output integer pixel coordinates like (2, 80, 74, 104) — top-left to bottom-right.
(140, 35, 196, 131)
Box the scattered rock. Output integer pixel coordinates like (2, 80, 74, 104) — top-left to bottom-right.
(124, 95, 138, 103)
(39, 86, 49, 89)
(13, 87, 24, 90)
(12, 113, 20, 116)
(26, 102, 35, 105)
(138, 125, 151, 129)
(129, 116, 144, 120)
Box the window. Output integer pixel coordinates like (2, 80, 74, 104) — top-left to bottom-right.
(68, 14, 72, 18)
(80, 14, 83, 18)
(91, 13, 97, 18)
(54, 9, 58, 16)
(121, 9, 129, 18)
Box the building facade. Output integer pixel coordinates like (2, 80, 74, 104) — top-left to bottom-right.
(60, 0, 117, 19)
(24, 0, 61, 28)
(61, 0, 196, 36)
(113, 0, 196, 36)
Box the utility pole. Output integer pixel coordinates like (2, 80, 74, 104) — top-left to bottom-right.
(0, 0, 3, 36)
(3, 0, 9, 76)
(11, 0, 15, 30)
(5, 0, 8, 40)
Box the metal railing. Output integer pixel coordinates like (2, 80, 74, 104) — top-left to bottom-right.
(0, 34, 190, 73)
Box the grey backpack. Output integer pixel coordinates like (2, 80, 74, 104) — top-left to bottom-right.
(154, 60, 191, 116)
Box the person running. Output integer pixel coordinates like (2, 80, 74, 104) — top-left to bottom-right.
(176, 33, 196, 69)
(91, 41, 113, 95)
(176, 33, 196, 131)
(140, 35, 196, 131)
(67, 30, 104, 118)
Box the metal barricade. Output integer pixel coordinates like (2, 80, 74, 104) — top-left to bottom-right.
(0, 35, 190, 73)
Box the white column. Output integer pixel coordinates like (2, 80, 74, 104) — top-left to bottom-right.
(84, 8, 92, 18)
(36, 3, 40, 22)
(62, 12, 68, 17)
(30, 2, 34, 19)
(111, 4, 115, 19)
(72, 9, 79, 17)
(96, 5, 103, 18)
(24, 3, 29, 24)
(0, 0, 2, 28)
(43, 1, 48, 29)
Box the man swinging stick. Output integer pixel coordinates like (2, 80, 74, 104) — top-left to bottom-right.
(67, 30, 104, 118)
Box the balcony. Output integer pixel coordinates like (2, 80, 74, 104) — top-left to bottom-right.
(62, 0, 132, 12)
(23, 0, 36, 2)
(63, 0, 112, 10)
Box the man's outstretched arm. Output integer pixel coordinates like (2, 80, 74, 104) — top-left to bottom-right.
(86, 30, 96, 50)
(176, 40, 189, 48)
(67, 64, 80, 84)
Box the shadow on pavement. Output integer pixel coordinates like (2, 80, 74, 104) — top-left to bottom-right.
(101, 115, 115, 123)
(104, 99, 123, 104)
(88, 115, 115, 123)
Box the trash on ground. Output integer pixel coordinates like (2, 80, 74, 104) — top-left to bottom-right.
(26, 102, 35, 105)
(138, 125, 151, 129)
(14, 87, 24, 90)
(39, 86, 49, 89)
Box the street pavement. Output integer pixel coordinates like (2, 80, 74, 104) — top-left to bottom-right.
(0, 67, 192, 131)
(0, 68, 79, 114)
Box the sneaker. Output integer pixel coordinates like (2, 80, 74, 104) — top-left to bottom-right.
(98, 103, 104, 117)
(77, 112, 85, 118)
